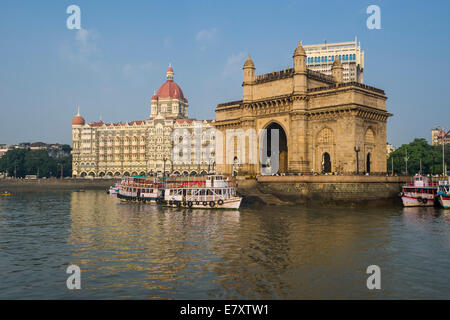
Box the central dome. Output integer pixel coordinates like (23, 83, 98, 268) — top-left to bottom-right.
(152, 65, 188, 103)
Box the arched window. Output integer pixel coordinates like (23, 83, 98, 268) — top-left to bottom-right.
(317, 128, 334, 144)
(365, 128, 375, 144)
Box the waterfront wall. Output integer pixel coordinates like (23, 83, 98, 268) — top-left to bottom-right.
(238, 175, 407, 206)
(0, 178, 119, 191)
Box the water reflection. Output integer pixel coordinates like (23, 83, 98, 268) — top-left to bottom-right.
(1, 190, 448, 299)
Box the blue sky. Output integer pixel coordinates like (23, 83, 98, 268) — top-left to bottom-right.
(0, 0, 449, 147)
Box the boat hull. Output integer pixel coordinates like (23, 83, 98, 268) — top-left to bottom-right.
(165, 198, 242, 210)
(401, 195, 435, 207)
(438, 194, 450, 209)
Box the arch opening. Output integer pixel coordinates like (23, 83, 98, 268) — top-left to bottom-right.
(260, 122, 288, 174)
(322, 152, 331, 173)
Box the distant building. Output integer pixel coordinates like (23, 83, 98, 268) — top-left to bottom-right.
(303, 37, 364, 83)
(0, 144, 12, 158)
(431, 128, 450, 145)
(0, 142, 70, 158)
(386, 143, 395, 157)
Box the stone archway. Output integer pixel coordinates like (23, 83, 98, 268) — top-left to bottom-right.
(261, 122, 288, 174)
(322, 152, 331, 173)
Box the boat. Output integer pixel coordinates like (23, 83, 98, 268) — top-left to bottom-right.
(437, 177, 450, 209)
(163, 175, 242, 210)
(107, 182, 121, 195)
(117, 176, 163, 203)
(400, 175, 438, 207)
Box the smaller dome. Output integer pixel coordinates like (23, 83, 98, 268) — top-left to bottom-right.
(332, 59, 343, 69)
(294, 41, 306, 56)
(72, 115, 85, 125)
(243, 55, 255, 69)
(72, 107, 85, 125)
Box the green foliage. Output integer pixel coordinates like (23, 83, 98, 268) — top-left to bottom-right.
(0, 149, 72, 178)
(387, 138, 449, 175)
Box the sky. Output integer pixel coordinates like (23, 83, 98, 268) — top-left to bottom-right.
(0, 0, 449, 147)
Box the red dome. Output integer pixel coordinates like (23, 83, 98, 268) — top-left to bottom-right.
(155, 80, 187, 102)
(72, 115, 85, 125)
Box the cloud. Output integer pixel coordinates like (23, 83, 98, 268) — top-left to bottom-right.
(60, 28, 101, 71)
(196, 28, 217, 42)
(223, 52, 246, 77)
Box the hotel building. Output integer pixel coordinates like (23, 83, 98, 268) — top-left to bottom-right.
(71, 66, 215, 178)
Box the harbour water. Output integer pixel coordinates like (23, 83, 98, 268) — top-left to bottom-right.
(0, 190, 449, 299)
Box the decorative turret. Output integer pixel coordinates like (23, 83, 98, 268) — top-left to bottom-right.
(293, 41, 307, 73)
(243, 55, 255, 102)
(331, 59, 343, 84)
(166, 63, 174, 81)
(293, 41, 307, 94)
(243, 55, 255, 83)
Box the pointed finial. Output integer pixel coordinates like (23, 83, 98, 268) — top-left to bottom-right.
(77, 106, 80, 116)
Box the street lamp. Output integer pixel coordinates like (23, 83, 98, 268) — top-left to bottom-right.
(163, 157, 167, 177)
(354, 146, 360, 174)
(434, 125, 446, 176)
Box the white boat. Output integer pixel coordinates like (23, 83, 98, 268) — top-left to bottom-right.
(107, 182, 121, 195)
(400, 175, 437, 207)
(116, 176, 163, 203)
(437, 177, 450, 209)
(163, 175, 242, 210)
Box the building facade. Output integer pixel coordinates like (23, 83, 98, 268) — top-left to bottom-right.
(303, 38, 364, 83)
(386, 143, 395, 157)
(71, 66, 216, 178)
(215, 41, 391, 175)
(431, 127, 450, 146)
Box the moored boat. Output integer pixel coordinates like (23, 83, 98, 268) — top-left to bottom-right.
(117, 176, 163, 203)
(437, 177, 450, 209)
(400, 175, 437, 207)
(107, 182, 121, 195)
(163, 175, 242, 210)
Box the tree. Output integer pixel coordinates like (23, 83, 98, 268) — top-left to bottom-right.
(0, 149, 72, 178)
(0, 149, 28, 177)
(388, 138, 448, 175)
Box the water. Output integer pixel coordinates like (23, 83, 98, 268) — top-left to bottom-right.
(0, 190, 449, 299)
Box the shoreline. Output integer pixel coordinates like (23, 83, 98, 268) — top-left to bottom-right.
(0, 176, 409, 207)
